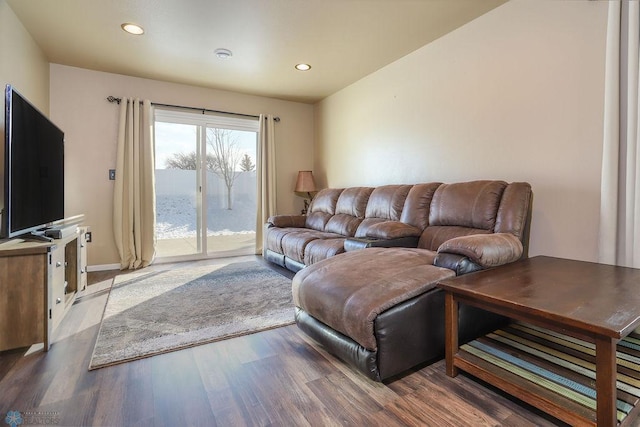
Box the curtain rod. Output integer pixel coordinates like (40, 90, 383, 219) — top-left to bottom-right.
(106, 96, 280, 122)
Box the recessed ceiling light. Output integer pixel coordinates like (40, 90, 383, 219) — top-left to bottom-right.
(295, 63, 311, 71)
(121, 23, 144, 35)
(215, 48, 233, 59)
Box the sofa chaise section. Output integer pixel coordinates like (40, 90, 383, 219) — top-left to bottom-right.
(292, 180, 533, 381)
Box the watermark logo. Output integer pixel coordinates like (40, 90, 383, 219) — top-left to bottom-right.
(4, 411, 22, 427)
(4, 411, 59, 426)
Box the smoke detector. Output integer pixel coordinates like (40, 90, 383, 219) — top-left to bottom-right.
(215, 48, 233, 59)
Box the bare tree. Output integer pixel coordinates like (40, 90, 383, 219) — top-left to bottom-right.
(165, 152, 197, 170)
(240, 153, 255, 172)
(165, 152, 216, 170)
(207, 128, 242, 209)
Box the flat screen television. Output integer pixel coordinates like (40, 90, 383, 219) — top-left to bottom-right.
(2, 84, 65, 240)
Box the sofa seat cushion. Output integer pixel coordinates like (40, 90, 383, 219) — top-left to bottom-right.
(303, 238, 347, 266)
(265, 227, 308, 253)
(281, 230, 344, 263)
(292, 247, 455, 350)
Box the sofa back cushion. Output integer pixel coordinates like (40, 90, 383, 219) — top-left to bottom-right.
(305, 188, 344, 231)
(494, 182, 532, 241)
(419, 181, 507, 250)
(355, 185, 412, 237)
(399, 182, 442, 230)
(325, 187, 374, 236)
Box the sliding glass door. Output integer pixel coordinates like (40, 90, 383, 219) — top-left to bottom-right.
(154, 120, 202, 258)
(154, 109, 258, 261)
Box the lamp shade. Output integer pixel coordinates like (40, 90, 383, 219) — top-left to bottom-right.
(295, 170, 317, 193)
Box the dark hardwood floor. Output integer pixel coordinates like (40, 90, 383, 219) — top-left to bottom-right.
(0, 256, 586, 426)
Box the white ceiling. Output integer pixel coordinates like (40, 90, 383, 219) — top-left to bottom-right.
(7, 0, 506, 104)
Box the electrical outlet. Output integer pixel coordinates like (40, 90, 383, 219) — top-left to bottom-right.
(109, 169, 116, 180)
(85, 231, 92, 243)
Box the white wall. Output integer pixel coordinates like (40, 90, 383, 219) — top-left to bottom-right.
(0, 0, 50, 234)
(50, 65, 314, 266)
(315, 0, 608, 262)
(0, 0, 49, 114)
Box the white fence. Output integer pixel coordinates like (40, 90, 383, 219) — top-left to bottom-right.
(155, 169, 257, 236)
(155, 169, 256, 200)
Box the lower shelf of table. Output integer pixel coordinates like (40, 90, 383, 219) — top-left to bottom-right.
(453, 322, 640, 426)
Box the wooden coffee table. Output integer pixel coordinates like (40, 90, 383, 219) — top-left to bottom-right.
(438, 256, 640, 427)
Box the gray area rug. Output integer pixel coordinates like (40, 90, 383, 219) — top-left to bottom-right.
(89, 260, 294, 370)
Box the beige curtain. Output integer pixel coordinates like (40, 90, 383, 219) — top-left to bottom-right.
(113, 98, 156, 269)
(255, 114, 277, 254)
(599, 1, 640, 268)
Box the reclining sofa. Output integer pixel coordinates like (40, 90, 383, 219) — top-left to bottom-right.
(264, 183, 436, 271)
(265, 180, 533, 381)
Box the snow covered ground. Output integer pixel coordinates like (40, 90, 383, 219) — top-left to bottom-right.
(155, 194, 256, 239)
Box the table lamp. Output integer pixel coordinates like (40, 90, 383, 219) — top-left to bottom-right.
(295, 170, 317, 214)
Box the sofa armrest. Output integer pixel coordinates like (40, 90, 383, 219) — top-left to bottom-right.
(344, 236, 420, 252)
(433, 253, 482, 276)
(267, 215, 307, 228)
(436, 233, 523, 269)
(364, 221, 422, 240)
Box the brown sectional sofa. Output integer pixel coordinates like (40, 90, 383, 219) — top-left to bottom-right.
(264, 180, 533, 381)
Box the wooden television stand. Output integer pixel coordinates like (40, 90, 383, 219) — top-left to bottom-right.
(0, 226, 88, 352)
